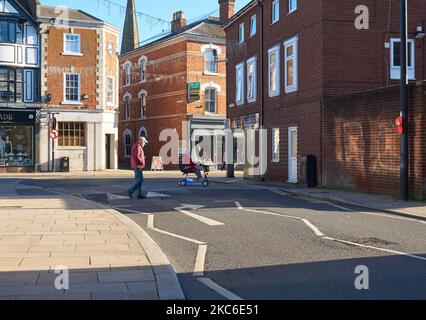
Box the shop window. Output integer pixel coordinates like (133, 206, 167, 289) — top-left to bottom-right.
(58, 122, 86, 147)
(0, 125, 33, 167)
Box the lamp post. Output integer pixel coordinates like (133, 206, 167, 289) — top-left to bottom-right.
(400, 0, 409, 201)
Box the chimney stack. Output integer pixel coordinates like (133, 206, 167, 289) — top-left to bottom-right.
(218, 0, 235, 22)
(171, 11, 187, 34)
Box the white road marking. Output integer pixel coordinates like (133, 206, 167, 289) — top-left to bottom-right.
(326, 203, 354, 211)
(269, 188, 290, 197)
(323, 237, 426, 262)
(235, 201, 243, 210)
(175, 207, 224, 226)
(301, 219, 324, 237)
(198, 277, 244, 300)
(176, 204, 206, 211)
(147, 214, 205, 245)
(193, 244, 207, 277)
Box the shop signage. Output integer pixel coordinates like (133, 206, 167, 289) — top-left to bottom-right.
(187, 82, 201, 102)
(0, 109, 36, 124)
(151, 156, 164, 171)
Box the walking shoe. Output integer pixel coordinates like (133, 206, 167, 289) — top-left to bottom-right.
(127, 192, 133, 199)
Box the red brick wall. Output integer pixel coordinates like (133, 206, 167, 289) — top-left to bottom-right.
(45, 27, 98, 109)
(323, 82, 426, 200)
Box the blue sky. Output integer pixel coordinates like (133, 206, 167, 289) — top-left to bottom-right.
(40, 0, 251, 45)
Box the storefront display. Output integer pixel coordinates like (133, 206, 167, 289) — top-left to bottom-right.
(0, 109, 36, 168)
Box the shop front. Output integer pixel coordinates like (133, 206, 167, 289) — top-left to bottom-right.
(0, 108, 37, 172)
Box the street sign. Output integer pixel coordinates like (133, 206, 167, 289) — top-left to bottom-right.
(187, 82, 201, 102)
(49, 129, 60, 140)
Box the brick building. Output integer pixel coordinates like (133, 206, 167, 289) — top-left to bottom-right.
(223, 0, 426, 184)
(37, 5, 119, 171)
(118, 0, 230, 169)
(0, 0, 41, 172)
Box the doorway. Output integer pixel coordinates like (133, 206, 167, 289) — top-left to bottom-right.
(288, 127, 298, 183)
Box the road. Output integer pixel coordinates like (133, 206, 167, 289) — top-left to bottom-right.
(22, 174, 426, 300)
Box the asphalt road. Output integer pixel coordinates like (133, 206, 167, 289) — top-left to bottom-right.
(22, 175, 426, 300)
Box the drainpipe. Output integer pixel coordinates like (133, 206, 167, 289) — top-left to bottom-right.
(258, 0, 265, 181)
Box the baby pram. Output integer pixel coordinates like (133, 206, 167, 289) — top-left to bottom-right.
(179, 154, 209, 187)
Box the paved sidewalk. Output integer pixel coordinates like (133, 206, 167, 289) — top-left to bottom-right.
(0, 181, 184, 300)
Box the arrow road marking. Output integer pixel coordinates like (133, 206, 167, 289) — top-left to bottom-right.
(175, 204, 224, 226)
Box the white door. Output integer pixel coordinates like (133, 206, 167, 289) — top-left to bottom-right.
(288, 127, 298, 183)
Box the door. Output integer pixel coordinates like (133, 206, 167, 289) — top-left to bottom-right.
(105, 134, 111, 169)
(288, 127, 298, 183)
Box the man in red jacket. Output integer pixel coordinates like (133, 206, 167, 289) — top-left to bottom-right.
(127, 136, 148, 199)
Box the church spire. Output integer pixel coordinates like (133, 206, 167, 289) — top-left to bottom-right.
(121, 0, 139, 55)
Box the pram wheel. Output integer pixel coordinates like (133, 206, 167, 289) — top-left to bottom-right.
(202, 180, 209, 187)
(179, 180, 187, 186)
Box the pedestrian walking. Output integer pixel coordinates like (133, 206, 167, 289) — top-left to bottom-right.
(127, 136, 148, 199)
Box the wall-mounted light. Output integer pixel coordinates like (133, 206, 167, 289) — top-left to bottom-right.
(415, 26, 425, 39)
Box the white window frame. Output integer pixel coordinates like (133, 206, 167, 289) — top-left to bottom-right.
(123, 61, 132, 86)
(63, 73, 81, 104)
(123, 93, 131, 120)
(138, 127, 148, 139)
(204, 87, 218, 114)
(235, 62, 245, 105)
(272, 128, 280, 162)
(390, 38, 415, 80)
(138, 89, 147, 119)
(204, 49, 218, 74)
(138, 56, 147, 83)
(289, 0, 297, 14)
(238, 23, 245, 43)
(246, 56, 257, 102)
(123, 129, 132, 158)
(284, 36, 298, 93)
(268, 45, 280, 97)
(63, 33, 82, 56)
(250, 15, 257, 36)
(272, 0, 280, 24)
(106, 76, 114, 106)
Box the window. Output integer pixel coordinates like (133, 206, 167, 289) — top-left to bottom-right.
(64, 73, 80, 103)
(235, 62, 245, 105)
(139, 92, 147, 119)
(106, 77, 114, 105)
(0, 125, 34, 167)
(0, 20, 17, 43)
(289, 0, 297, 13)
(250, 15, 256, 36)
(268, 46, 280, 97)
(124, 95, 131, 120)
(284, 36, 298, 93)
(123, 129, 132, 158)
(247, 56, 257, 102)
(272, 128, 280, 162)
(238, 23, 245, 43)
(390, 38, 415, 80)
(0, 68, 23, 102)
(64, 34, 81, 54)
(272, 0, 280, 23)
(124, 63, 131, 86)
(139, 58, 147, 82)
(204, 88, 217, 114)
(58, 122, 86, 147)
(204, 49, 218, 73)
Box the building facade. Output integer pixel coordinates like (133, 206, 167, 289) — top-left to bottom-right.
(0, 0, 41, 172)
(37, 5, 119, 171)
(224, 0, 426, 183)
(118, 1, 230, 169)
